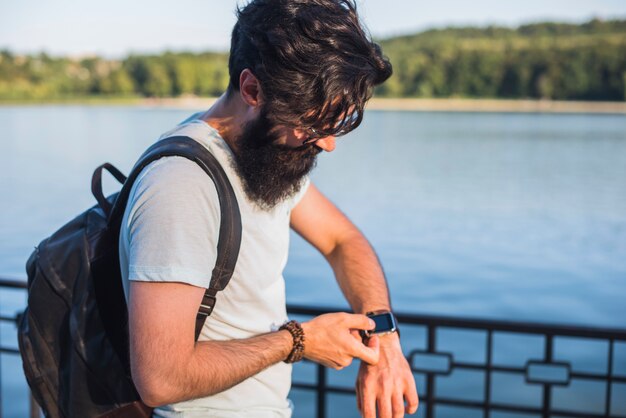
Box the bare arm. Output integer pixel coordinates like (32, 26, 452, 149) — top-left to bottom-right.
(129, 280, 378, 407)
(128, 281, 292, 406)
(291, 183, 419, 417)
(290, 183, 390, 314)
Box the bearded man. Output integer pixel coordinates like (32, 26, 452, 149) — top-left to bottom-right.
(119, 1, 419, 417)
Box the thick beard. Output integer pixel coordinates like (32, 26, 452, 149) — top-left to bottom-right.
(231, 110, 321, 210)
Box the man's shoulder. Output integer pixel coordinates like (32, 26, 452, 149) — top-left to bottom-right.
(127, 155, 221, 218)
(137, 155, 216, 192)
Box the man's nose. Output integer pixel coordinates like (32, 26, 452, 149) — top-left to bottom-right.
(315, 136, 336, 152)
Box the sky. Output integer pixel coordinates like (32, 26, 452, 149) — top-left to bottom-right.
(1, 0, 625, 58)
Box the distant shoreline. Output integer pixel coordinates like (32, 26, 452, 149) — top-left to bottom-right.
(367, 98, 626, 114)
(2, 97, 625, 114)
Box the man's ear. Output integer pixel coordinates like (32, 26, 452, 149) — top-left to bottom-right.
(239, 69, 263, 108)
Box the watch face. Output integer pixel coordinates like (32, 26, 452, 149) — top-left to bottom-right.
(369, 312, 396, 334)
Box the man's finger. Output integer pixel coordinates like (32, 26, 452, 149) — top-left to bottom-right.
(404, 378, 419, 414)
(352, 334, 379, 365)
(361, 385, 376, 418)
(392, 392, 405, 418)
(350, 329, 362, 342)
(356, 381, 362, 412)
(377, 393, 392, 418)
(366, 334, 380, 349)
(344, 313, 376, 331)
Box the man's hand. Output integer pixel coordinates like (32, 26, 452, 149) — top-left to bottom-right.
(356, 334, 418, 418)
(301, 313, 380, 369)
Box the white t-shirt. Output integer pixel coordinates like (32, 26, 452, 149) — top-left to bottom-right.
(119, 117, 310, 418)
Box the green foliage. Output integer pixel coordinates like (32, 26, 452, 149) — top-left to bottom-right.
(0, 50, 229, 100)
(377, 18, 626, 100)
(1, 19, 625, 101)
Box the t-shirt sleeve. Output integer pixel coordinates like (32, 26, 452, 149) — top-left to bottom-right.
(289, 176, 311, 210)
(124, 156, 221, 289)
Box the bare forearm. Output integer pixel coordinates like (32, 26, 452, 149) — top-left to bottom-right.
(138, 330, 292, 406)
(326, 230, 391, 314)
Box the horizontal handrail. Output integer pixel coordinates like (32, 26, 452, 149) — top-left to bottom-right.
(287, 304, 626, 339)
(0, 277, 27, 289)
(5, 278, 625, 338)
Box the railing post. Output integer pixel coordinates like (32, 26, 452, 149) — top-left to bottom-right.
(1, 322, 3, 418)
(542, 334, 554, 418)
(317, 364, 327, 418)
(484, 330, 493, 418)
(426, 325, 436, 418)
(605, 339, 614, 417)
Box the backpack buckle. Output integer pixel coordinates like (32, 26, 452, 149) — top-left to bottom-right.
(200, 293, 217, 316)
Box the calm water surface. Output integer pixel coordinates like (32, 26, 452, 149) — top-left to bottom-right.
(1, 106, 625, 417)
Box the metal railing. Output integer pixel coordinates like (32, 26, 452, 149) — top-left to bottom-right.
(0, 278, 39, 418)
(289, 305, 626, 418)
(2, 278, 626, 418)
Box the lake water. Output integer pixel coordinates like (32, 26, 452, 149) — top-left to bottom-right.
(1, 106, 625, 417)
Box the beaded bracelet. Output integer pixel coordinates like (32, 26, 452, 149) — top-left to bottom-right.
(280, 320, 305, 363)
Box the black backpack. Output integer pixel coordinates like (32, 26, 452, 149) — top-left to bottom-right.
(18, 135, 242, 418)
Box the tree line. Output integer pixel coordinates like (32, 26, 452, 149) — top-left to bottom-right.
(1, 19, 625, 101)
(376, 19, 626, 101)
(0, 52, 229, 100)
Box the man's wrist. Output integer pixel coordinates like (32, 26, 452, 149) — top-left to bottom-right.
(276, 329, 295, 360)
(378, 329, 401, 345)
(279, 320, 305, 363)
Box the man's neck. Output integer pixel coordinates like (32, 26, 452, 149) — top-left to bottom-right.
(198, 93, 249, 153)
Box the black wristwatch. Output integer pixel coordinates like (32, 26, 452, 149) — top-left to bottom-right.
(360, 310, 400, 339)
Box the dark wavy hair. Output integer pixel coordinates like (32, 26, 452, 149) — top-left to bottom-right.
(228, 0, 392, 137)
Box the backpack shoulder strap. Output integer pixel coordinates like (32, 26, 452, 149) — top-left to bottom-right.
(108, 135, 242, 341)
